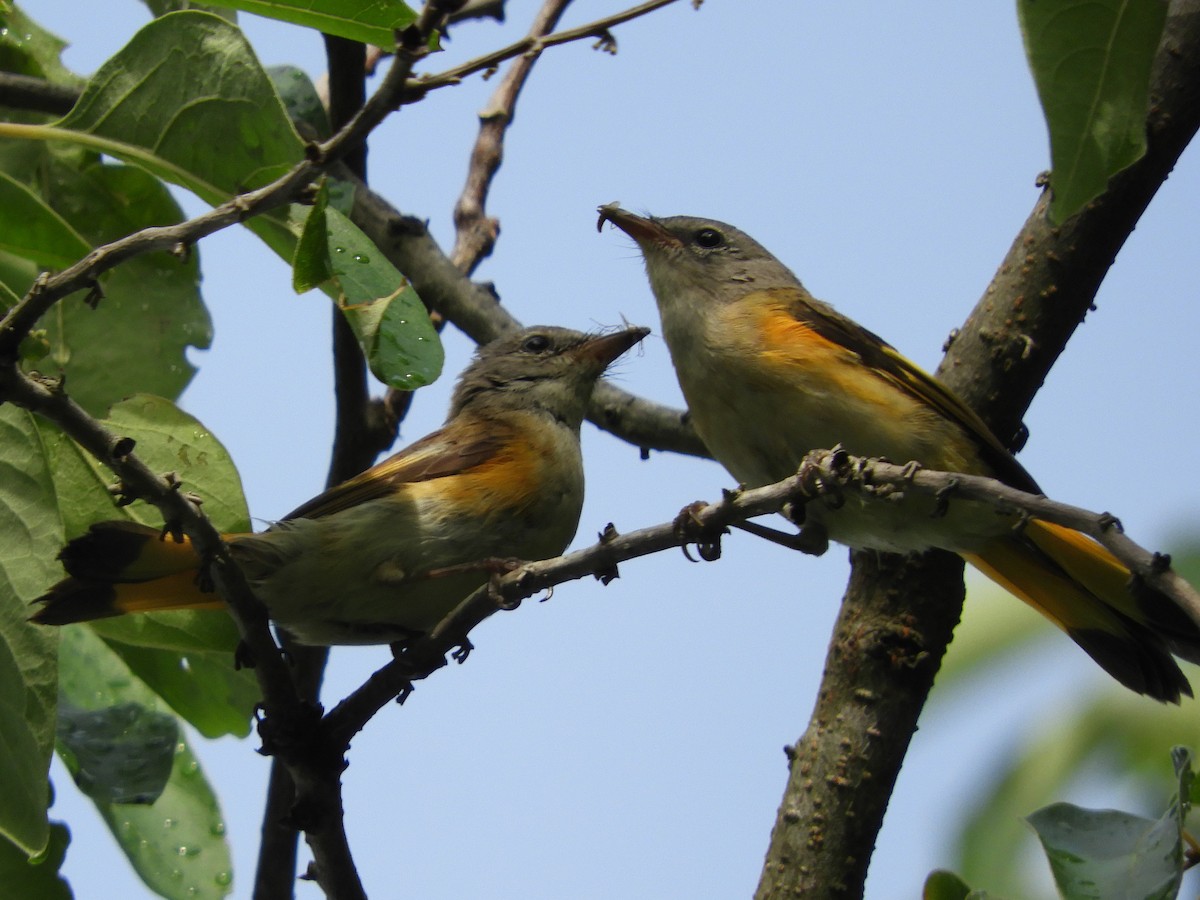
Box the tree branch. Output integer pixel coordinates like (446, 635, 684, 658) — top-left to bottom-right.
(349, 187, 708, 457)
(753, 3, 1200, 896)
(0, 71, 80, 115)
(254, 32, 378, 900)
(0, 6, 456, 900)
(406, 0, 685, 98)
(0, 0, 438, 359)
(319, 445, 1200, 748)
(450, 0, 574, 272)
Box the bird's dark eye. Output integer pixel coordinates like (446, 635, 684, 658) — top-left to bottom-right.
(522, 334, 551, 353)
(694, 228, 724, 249)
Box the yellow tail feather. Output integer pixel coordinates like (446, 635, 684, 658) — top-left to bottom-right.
(32, 520, 223, 625)
(963, 520, 1198, 703)
(109, 570, 225, 614)
(58, 520, 200, 582)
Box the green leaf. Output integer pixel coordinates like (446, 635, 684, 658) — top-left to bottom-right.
(88, 614, 243, 658)
(293, 180, 334, 292)
(922, 870, 1006, 900)
(0, 820, 71, 900)
(0, 5, 83, 86)
(56, 701, 178, 804)
(1, 10, 305, 257)
(34, 398, 257, 736)
(0, 406, 63, 857)
(199, 0, 417, 47)
(102, 394, 251, 534)
(43, 11, 306, 259)
(56, 626, 234, 900)
(143, 1, 239, 21)
(923, 869, 972, 900)
(1172, 746, 1197, 812)
(97, 641, 256, 739)
(0, 146, 213, 416)
(295, 203, 442, 388)
(1027, 800, 1182, 900)
(0, 171, 91, 269)
(1019, 0, 1168, 222)
(57, 11, 304, 197)
(1, 13, 385, 340)
(37, 393, 249, 538)
(268, 65, 331, 140)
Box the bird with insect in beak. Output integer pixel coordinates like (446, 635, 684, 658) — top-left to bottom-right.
(598, 204, 1200, 703)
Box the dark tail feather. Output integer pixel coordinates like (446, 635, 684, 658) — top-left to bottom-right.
(1023, 520, 1200, 667)
(964, 520, 1199, 704)
(57, 520, 197, 582)
(32, 521, 221, 626)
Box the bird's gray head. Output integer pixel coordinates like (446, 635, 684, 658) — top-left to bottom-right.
(449, 325, 648, 426)
(597, 205, 804, 308)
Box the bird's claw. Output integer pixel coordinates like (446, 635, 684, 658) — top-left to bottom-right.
(673, 501, 725, 562)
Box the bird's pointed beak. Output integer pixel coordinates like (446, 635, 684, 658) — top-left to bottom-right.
(596, 204, 681, 250)
(575, 325, 650, 367)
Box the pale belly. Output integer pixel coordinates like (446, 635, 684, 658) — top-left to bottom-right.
(681, 357, 1011, 554)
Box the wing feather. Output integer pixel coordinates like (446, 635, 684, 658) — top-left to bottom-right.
(283, 419, 508, 520)
(778, 289, 1040, 493)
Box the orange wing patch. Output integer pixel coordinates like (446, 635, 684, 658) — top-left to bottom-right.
(745, 299, 931, 422)
(406, 409, 571, 518)
(731, 289, 1039, 491)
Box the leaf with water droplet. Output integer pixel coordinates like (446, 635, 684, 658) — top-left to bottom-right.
(56, 700, 177, 804)
(0, 5, 80, 85)
(294, 201, 443, 388)
(55, 627, 234, 899)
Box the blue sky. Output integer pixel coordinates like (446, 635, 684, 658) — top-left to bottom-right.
(22, 1, 1200, 897)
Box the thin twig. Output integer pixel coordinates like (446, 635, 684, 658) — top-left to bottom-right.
(0, 370, 302, 717)
(348, 185, 708, 457)
(408, 0, 684, 97)
(0, 4, 435, 358)
(322, 447, 1200, 745)
(450, 0, 574, 271)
